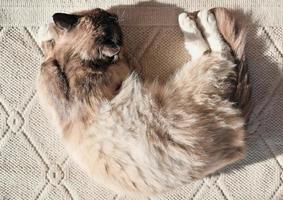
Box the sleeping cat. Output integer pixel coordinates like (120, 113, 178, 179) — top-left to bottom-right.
(37, 8, 250, 196)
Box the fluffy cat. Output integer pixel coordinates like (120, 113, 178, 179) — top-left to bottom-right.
(37, 8, 250, 196)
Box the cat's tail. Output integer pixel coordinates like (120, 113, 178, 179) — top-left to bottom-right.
(213, 7, 251, 120)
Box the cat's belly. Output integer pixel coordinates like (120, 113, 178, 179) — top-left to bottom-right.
(62, 117, 193, 195)
(60, 86, 245, 195)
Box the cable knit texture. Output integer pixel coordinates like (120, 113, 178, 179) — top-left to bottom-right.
(0, 0, 282, 199)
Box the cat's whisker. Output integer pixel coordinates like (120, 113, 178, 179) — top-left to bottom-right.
(118, 9, 126, 23)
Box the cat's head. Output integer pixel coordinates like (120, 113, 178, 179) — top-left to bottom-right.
(52, 8, 123, 66)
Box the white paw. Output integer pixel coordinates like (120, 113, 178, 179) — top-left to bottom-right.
(197, 9, 218, 34)
(197, 9, 230, 54)
(178, 12, 209, 59)
(178, 13, 199, 33)
(37, 23, 58, 44)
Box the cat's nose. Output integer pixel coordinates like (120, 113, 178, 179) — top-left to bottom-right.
(112, 46, 120, 55)
(101, 45, 120, 57)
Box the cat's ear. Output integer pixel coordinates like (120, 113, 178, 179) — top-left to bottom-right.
(101, 44, 120, 58)
(52, 13, 79, 29)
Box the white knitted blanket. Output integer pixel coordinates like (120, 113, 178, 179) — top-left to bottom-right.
(0, 0, 282, 199)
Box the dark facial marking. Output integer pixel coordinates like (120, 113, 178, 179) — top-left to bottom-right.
(53, 13, 79, 29)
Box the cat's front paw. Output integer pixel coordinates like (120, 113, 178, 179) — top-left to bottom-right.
(37, 23, 59, 55)
(37, 23, 58, 44)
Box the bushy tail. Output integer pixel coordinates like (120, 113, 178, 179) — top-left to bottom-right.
(213, 7, 251, 120)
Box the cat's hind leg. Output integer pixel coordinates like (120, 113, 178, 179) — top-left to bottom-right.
(178, 13, 210, 60)
(197, 9, 232, 59)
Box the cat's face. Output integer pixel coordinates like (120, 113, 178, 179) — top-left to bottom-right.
(53, 8, 123, 66)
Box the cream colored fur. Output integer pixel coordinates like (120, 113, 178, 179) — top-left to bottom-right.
(37, 9, 247, 197)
